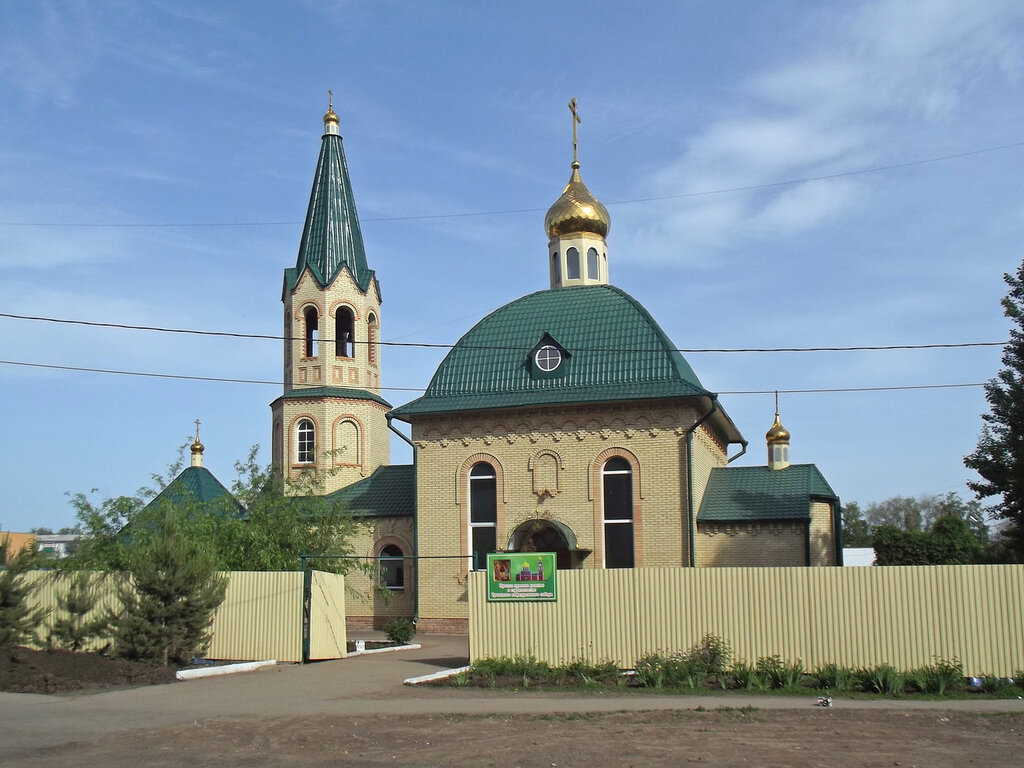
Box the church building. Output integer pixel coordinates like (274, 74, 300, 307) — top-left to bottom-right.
(273, 101, 843, 633)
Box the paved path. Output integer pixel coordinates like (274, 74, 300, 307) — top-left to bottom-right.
(2, 633, 1022, 755)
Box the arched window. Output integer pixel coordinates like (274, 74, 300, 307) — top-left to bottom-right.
(602, 457, 634, 568)
(552, 252, 560, 283)
(304, 307, 318, 358)
(336, 307, 354, 358)
(566, 247, 580, 280)
(335, 419, 360, 464)
(297, 419, 315, 464)
(379, 544, 404, 589)
(367, 312, 379, 366)
(587, 247, 600, 280)
(469, 462, 497, 571)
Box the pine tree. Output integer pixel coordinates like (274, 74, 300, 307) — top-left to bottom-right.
(48, 572, 110, 652)
(0, 540, 47, 646)
(965, 260, 1024, 561)
(111, 513, 227, 666)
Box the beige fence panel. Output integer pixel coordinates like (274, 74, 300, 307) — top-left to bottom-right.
(25, 571, 120, 651)
(206, 571, 303, 662)
(469, 565, 1024, 675)
(309, 570, 348, 660)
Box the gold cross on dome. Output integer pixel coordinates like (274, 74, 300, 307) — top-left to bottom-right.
(194, 418, 201, 441)
(568, 98, 581, 163)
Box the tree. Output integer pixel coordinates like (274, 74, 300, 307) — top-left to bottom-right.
(873, 514, 983, 566)
(0, 540, 47, 646)
(48, 572, 110, 652)
(110, 512, 227, 666)
(841, 501, 872, 547)
(965, 260, 1024, 562)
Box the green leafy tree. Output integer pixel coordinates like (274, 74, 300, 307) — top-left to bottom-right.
(0, 541, 47, 646)
(110, 513, 227, 666)
(965, 260, 1024, 561)
(841, 501, 872, 547)
(873, 514, 983, 565)
(48, 572, 110, 652)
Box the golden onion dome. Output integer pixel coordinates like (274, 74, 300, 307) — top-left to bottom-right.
(766, 413, 790, 444)
(191, 437, 205, 455)
(323, 106, 339, 127)
(544, 161, 611, 239)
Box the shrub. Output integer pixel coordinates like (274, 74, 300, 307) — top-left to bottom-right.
(979, 675, 1013, 694)
(754, 655, 802, 689)
(728, 661, 767, 690)
(0, 542, 47, 646)
(810, 663, 854, 692)
(854, 664, 905, 695)
(384, 617, 416, 645)
(684, 634, 732, 676)
(908, 657, 963, 695)
(634, 651, 671, 688)
(48, 572, 110, 652)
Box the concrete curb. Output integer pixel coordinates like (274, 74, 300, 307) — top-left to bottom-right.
(176, 660, 277, 680)
(348, 643, 421, 657)
(404, 665, 471, 685)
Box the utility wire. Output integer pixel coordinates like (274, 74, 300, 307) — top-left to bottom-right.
(0, 358, 986, 395)
(0, 312, 1006, 354)
(1, 140, 1021, 228)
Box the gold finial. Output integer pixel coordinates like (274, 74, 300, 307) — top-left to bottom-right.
(766, 393, 790, 444)
(191, 418, 205, 467)
(568, 98, 581, 166)
(324, 90, 339, 126)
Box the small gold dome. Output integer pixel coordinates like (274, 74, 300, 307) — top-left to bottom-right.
(544, 161, 611, 239)
(323, 107, 339, 126)
(766, 413, 790, 444)
(191, 437, 205, 455)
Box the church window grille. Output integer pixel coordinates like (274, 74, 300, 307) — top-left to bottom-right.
(304, 307, 318, 358)
(566, 247, 580, 280)
(379, 544, 404, 589)
(297, 419, 315, 464)
(587, 247, 599, 279)
(336, 307, 354, 358)
(602, 457, 634, 568)
(469, 462, 497, 571)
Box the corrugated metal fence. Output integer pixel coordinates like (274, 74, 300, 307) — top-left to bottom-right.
(469, 565, 1024, 676)
(25, 570, 347, 663)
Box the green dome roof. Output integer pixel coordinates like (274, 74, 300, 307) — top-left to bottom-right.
(393, 285, 711, 417)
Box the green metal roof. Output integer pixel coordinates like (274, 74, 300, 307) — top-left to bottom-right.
(697, 464, 838, 523)
(285, 130, 377, 295)
(392, 285, 711, 418)
(273, 386, 391, 409)
(145, 466, 243, 515)
(325, 464, 414, 518)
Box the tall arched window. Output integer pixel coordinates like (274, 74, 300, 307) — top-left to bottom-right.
(602, 457, 634, 568)
(379, 544, 404, 589)
(297, 419, 315, 464)
(469, 462, 497, 571)
(566, 247, 580, 280)
(336, 307, 354, 358)
(335, 419, 360, 464)
(304, 307, 318, 358)
(587, 247, 600, 280)
(552, 252, 560, 283)
(367, 312, 379, 366)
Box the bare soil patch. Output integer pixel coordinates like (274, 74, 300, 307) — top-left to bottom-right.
(11, 709, 1024, 767)
(0, 644, 179, 694)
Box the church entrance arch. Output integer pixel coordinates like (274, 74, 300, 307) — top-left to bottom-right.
(507, 519, 582, 571)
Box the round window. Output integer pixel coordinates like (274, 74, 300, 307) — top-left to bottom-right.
(535, 345, 562, 372)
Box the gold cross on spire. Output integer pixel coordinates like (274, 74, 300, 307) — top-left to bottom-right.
(194, 418, 201, 442)
(328, 89, 333, 111)
(568, 98, 581, 164)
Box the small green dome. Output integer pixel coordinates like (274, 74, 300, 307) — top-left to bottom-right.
(394, 285, 710, 417)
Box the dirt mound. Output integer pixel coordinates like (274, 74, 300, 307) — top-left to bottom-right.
(0, 645, 179, 694)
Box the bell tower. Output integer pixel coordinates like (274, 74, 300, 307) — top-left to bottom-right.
(270, 96, 390, 494)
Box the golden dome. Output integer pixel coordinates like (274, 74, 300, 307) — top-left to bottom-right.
(323, 107, 339, 127)
(544, 161, 611, 239)
(191, 437, 205, 455)
(766, 413, 790, 444)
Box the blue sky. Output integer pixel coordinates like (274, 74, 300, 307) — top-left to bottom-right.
(2, 0, 1023, 532)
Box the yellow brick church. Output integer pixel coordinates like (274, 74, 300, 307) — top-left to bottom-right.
(272, 101, 842, 633)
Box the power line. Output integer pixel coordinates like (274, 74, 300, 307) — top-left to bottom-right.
(0, 358, 987, 396)
(0, 312, 1006, 354)
(1, 140, 1021, 228)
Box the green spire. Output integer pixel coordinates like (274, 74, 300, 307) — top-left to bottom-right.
(287, 107, 376, 294)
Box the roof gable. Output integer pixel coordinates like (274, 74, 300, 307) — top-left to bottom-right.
(698, 464, 837, 523)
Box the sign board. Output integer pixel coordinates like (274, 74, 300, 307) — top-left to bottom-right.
(486, 552, 557, 602)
